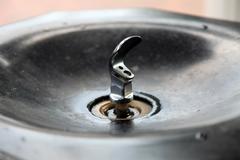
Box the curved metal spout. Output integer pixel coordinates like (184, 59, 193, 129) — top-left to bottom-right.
(109, 35, 142, 103)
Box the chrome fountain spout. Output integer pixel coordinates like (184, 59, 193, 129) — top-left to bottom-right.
(109, 35, 142, 104)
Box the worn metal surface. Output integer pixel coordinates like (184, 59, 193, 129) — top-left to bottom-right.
(0, 8, 240, 160)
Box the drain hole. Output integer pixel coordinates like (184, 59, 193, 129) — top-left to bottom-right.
(87, 92, 161, 121)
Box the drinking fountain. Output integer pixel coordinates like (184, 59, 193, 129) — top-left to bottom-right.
(1, 8, 240, 160)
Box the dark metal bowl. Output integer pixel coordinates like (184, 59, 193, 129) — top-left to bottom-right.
(1, 9, 240, 160)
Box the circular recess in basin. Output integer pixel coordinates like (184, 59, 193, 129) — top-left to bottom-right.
(88, 92, 160, 121)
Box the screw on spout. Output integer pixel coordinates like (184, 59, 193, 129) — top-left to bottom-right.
(109, 35, 142, 104)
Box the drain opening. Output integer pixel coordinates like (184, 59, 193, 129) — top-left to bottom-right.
(88, 92, 160, 121)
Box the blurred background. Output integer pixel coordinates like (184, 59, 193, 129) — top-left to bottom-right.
(1, 0, 240, 25)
